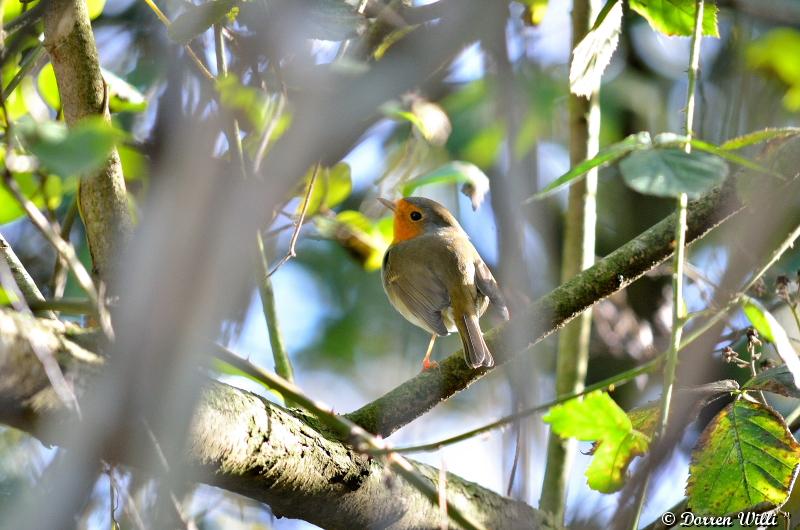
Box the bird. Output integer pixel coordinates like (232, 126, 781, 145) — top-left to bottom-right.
(378, 196, 509, 370)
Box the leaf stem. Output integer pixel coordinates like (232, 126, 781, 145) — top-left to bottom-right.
(632, 3, 704, 527)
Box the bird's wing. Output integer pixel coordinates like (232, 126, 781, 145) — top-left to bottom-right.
(474, 259, 509, 320)
(383, 247, 450, 336)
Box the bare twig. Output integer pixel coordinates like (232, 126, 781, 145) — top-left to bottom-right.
(0, 234, 55, 318)
(252, 94, 286, 174)
(50, 196, 78, 299)
(266, 163, 319, 277)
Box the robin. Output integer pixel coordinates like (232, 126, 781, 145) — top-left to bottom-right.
(378, 196, 509, 370)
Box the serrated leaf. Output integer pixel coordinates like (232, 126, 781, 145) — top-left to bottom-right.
(526, 132, 652, 201)
(688, 139, 774, 175)
(544, 391, 633, 440)
(619, 148, 728, 199)
(569, 1, 622, 98)
(19, 117, 125, 178)
(720, 128, 800, 151)
(401, 162, 490, 211)
(544, 391, 651, 493)
(168, 0, 238, 44)
(742, 297, 800, 389)
(687, 399, 800, 516)
(629, 0, 719, 37)
(743, 365, 800, 399)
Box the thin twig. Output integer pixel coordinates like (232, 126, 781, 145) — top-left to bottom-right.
(214, 23, 246, 179)
(50, 196, 78, 299)
(252, 94, 286, 174)
(266, 163, 319, 277)
(256, 231, 295, 401)
(213, 344, 486, 530)
(0, 233, 55, 318)
(141, 0, 215, 81)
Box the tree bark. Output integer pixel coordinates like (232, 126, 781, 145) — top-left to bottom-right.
(0, 308, 543, 530)
(43, 0, 132, 282)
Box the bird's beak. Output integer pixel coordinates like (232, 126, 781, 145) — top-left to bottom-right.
(377, 198, 396, 212)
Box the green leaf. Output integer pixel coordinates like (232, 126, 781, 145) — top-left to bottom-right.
(216, 74, 270, 131)
(687, 399, 800, 516)
(688, 139, 774, 175)
(619, 148, 729, 199)
(87, 0, 106, 19)
(300, 163, 352, 217)
(743, 365, 800, 399)
(37, 63, 61, 111)
(741, 296, 800, 389)
(0, 172, 65, 224)
(20, 117, 125, 178)
(384, 99, 452, 146)
(0, 286, 19, 306)
(526, 132, 651, 201)
(315, 210, 391, 271)
(102, 68, 147, 113)
(629, 0, 719, 37)
(544, 391, 651, 492)
(720, 127, 800, 151)
(168, 0, 238, 44)
(401, 161, 490, 211)
(746, 29, 800, 111)
(569, 1, 622, 97)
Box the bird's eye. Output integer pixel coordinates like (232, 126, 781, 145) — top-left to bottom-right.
(410, 211, 422, 221)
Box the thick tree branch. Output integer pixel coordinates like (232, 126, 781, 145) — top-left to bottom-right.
(42, 0, 132, 281)
(0, 309, 543, 530)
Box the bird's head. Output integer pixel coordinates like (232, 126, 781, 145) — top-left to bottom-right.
(378, 196, 462, 243)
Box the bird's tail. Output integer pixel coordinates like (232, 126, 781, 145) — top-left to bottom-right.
(456, 313, 494, 369)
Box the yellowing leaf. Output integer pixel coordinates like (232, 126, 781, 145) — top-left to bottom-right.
(544, 391, 651, 492)
(687, 399, 800, 515)
(742, 296, 800, 390)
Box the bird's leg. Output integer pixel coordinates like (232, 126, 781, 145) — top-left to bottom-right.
(421, 333, 439, 371)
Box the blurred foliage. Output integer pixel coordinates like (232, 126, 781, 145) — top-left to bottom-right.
(746, 28, 800, 111)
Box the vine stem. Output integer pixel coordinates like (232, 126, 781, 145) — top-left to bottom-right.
(631, 2, 704, 527)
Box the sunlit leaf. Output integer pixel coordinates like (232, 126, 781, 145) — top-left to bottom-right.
(102, 68, 147, 113)
(87, 0, 106, 19)
(19, 117, 126, 178)
(216, 74, 270, 130)
(520, 0, 548, 26)
(37, 63, 61, 111)
(544, 391, 650, 493)
(315, 210, 391, 271)
(118, 144, 148, 183)
(0, 172, 60, 224)
(527, 132, 652, 201)
(746, 29, 800, 111)
(720, 127, 800, 151)
(401, 161, 490, 211)
(300, 163, 352, 217)
(619, 148, 728, 199)
(687, 399, 800, 515)
(385, 99, 452, 146)
(569, 1, 622, 98)
(742, 296, 800, 389)
(0, 287, 19, 306)
(743, 365, 800, 399)
(168, 0, 238, 44)
(629, 0, 719, 37)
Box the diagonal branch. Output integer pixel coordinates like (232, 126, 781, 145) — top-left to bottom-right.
(0, 308, 542, 530)
(346, 183, 743, 437)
